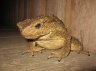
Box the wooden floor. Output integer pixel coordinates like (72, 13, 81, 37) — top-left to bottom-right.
(0, 29, 96, 71)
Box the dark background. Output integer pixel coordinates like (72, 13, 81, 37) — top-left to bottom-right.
(0, 0, 45, 29)
(0, 0, 16, 28)
(0, 0, 28, 29)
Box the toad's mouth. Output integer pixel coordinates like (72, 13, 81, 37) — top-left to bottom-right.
(26, 32, 51, 42)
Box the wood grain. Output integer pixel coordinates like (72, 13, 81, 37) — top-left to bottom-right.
(71, 0, 96, 53)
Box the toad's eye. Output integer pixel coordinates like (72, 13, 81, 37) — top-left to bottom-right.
(35, 23, 41, 29)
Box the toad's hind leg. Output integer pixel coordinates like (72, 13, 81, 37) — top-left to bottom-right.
(48, 37, 71, 62)
(48, 47, 71, 62)
(71, 44, 90, 56)
(71, 37, 90, 56)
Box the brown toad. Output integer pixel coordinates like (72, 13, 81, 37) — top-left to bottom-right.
(17, 15, 90, 61)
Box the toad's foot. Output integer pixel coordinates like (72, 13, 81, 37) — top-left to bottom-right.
(22, 49, 34, 56)
(48, 51, 63, 62)
(23, 42, 45, 56)
(22, 47, 45, 56)
(77, 50, 90, 56)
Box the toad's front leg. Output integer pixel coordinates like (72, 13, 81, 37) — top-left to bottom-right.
(22, 42, 45, 56)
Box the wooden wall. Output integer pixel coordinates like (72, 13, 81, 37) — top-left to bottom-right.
(71, 0, 96, 53)
(46, 0, 66, 21)
(15, 0, 47, 21)
(4, 0, 66, 27)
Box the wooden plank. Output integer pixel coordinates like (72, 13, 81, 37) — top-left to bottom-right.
(46, 0, 57, 15)
(65, 0, 72, 33)
(17, 0, 25, 21)
(26, 0, 46, 18)
(46, 0, 66, 21)
(26, 0, 34, 18)
(39, 0, 47, 15)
